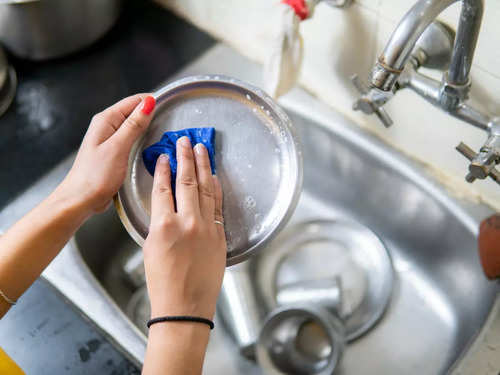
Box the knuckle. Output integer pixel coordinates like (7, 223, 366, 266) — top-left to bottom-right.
(183, 217, 200, 235)
(154, 183, 172, 195)
(125, 116, 145, 133)
(154, 215, 175, 229)
(199, 184, 214, 199)
(91, 112, 103, 123)
(179, 175, 198, 188)
(158, 186, 172, 194)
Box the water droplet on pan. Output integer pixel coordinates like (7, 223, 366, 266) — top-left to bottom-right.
(244, 196, 256, 209)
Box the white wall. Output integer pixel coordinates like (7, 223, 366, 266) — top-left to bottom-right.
(158, 0, 500, 210)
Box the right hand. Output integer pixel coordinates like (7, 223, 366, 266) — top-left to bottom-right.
(143, 136, 227, 320)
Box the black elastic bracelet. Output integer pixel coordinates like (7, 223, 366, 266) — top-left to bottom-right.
(147, 316, 214, 330)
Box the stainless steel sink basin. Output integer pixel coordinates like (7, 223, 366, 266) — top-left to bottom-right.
(72, 107, 498, 373)
(1, 45, 497, 374)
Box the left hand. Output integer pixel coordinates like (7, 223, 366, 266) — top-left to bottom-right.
(56, 94, 156, 215)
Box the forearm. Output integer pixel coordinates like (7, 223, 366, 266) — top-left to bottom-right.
(143, 322, 210, 375)
(0, 186, 90, 316)
(0, 94, 154, 317)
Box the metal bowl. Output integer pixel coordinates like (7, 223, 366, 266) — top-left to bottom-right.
(254, 219, 394, 341)
(116, 75, 303, 266)
(256, 304, 345, 375)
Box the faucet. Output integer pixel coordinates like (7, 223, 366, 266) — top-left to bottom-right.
(352, 0, 500, 186)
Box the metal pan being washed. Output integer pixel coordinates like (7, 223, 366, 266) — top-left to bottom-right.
(115, 75, 303, 266)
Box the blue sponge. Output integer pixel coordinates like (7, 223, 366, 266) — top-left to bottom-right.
(142, 128, 216, 192)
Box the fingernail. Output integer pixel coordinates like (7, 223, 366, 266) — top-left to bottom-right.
(178, 136, 191, 148)
(141, 95, 156, 115)
(158, 153, 169, 164)
(194, 143, 206, 155)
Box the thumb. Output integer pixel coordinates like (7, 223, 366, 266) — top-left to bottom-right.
(111, 95, 156, 151)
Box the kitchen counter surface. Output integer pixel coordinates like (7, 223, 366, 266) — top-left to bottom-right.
(0, 0, 214, 373)
(0, 280, 140, 375)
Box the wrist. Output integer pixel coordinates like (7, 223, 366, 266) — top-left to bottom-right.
(150, 299, 216, 321)
(148, 320, 210, 349)
(49, 182, 94, 222)
(148, 318, 212, 333)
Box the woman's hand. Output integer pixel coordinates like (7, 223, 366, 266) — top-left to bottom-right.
(56, 94, 156, 215)
(0, 94, 156, 318)
(143, 136, 227, 321)
(142, 136, 226, 374)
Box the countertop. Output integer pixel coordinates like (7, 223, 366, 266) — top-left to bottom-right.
(0, 280, 140, 375)
(0, 1, 214, 373)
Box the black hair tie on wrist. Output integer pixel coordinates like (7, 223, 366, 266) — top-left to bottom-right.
(147, 316, 215, 330)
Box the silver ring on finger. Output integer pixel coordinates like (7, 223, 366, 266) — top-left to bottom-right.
(214, 220, 224, 227)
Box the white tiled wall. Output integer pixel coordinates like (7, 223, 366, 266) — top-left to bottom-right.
(159, 0, 500, 210)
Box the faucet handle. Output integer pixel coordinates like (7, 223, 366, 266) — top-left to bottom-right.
(456, 142, 500, 185)
(372, 107, 394, 129)
(351, 75, 394, 128)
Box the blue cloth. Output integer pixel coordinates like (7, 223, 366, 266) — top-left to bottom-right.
(142, 127, 216, 192)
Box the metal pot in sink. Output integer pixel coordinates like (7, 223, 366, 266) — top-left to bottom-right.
(0, 0, 121, 60)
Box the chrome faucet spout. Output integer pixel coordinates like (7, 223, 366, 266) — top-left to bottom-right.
(352, 0, 498, 185)
(370, 0, 483, 91)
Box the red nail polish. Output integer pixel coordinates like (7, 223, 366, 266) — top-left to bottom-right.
(141, 96, 156, 115)
(282, 0, 308, 20)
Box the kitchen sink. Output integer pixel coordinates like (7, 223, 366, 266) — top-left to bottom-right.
(72, 106, 498, 374)
(1, 44, 497, 374)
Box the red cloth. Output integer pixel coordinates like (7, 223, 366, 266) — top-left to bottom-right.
(281, 0, 308, 20)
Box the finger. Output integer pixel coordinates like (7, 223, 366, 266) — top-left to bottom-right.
(194, 143, 215, 220)
(213, 175, 225, 238)
(176, 136, 200, 216)
(151, 154, 175, 222)
(110, 95, 156, 151)
(85, 94, 147, 145)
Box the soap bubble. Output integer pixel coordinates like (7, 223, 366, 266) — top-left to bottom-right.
(244, 196, 256, 209)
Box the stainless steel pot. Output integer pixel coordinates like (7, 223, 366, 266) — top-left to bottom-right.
(0, 0, 121, 60)
(256, 305, 345, 375)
